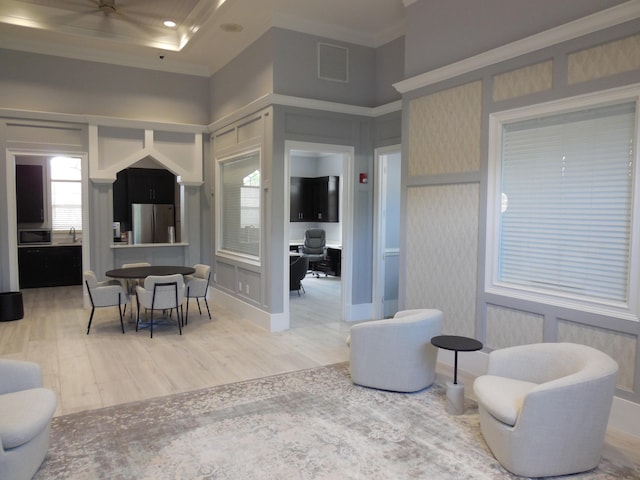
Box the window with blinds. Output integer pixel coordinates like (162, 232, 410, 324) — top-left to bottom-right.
(50, 156, 82, 232)
(488, 95, 639, 316)
(218, 150, 261, 259)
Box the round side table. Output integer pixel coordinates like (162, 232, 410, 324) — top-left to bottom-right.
(431, 335, 483, 414)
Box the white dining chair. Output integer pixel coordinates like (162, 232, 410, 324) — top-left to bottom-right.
(135, 274, 185, 338)
(83, 270, 129, 334)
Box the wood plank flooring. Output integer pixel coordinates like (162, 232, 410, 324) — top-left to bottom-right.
(0, 276, 350, 417)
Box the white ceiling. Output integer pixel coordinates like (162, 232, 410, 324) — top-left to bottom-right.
(0, 0, 407, 76)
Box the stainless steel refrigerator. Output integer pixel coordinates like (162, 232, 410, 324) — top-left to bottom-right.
(131, 204, 175, 244)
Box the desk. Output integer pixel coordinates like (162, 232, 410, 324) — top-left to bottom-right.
(431, 335, 483, 414)
(105, 265, 195, 279)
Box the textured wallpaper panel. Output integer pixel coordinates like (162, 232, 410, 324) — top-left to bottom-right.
(568, 33, 640, 84)
(408, 82, 482, 176)
(557, 320, 636, 391)
(492, 60, 553, 101)
(406, 183, 479, 336)
(486, 305, 544, 349)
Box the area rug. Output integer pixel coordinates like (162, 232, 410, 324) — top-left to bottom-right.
(35, 363, 639, 479)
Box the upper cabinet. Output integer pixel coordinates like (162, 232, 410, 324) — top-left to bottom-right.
(126, 168, 175, 204)
(113, 167, 176, 229)
(16, 164, 44, 224)
(290, 176, 339, 223)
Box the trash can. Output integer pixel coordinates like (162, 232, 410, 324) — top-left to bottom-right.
(0, 292, 24, 321)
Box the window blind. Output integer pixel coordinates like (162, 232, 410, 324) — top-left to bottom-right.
(220, 151, 260, 258)
(50, 157, 82, 232)
(499, 102, 635, 303)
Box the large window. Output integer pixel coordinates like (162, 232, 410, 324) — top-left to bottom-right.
(218, 150, 261, 259)
(50, 156, 82, 232)
(487, 91, 639, 318)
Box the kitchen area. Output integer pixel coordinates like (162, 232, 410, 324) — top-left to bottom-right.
(16, 155, 83, 288)
(15, 153, 186, 289)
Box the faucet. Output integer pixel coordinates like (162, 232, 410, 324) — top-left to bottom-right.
(69, 227, 76, 243)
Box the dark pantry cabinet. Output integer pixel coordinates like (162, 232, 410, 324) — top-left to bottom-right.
(290, 176, 339, 222)
(16, 164, 45, 223)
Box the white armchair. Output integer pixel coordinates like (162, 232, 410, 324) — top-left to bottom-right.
(348, 309, 443, 392)
(136, 274, 185, 338)
(473, 342, 618, 478)
(84, 270, 129, 334)
(184, 264, 211, 325)
(0, 359, 57, 480)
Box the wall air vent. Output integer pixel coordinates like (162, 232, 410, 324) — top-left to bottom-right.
(317, 42, 349, 83)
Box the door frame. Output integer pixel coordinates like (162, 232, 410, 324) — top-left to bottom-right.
(283, 140, 355, 326)
(6, 149, 89, 291)
(372, 144, 401, 319)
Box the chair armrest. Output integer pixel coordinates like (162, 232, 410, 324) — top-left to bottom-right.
(0, 359, 43, 394)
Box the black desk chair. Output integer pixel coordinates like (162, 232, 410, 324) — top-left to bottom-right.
(301, 228, 325, 277)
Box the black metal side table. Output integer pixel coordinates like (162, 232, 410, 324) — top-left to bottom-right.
(431, 335, 483, 414)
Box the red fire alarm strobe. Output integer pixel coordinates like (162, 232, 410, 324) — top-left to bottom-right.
(359, 173, 368, 184)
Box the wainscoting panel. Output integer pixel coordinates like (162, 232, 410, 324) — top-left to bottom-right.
(492, 60, 553, 101)
(568, 33, 640, 84)
(406, 183, 479, 336)
(486, 305, 544, 349)
(408, 81, 482, 176)
(558, 319, 637, 392)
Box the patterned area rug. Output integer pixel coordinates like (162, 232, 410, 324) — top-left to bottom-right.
(35, 363, 639, 479)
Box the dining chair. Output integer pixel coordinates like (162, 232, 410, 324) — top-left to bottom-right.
(184, 264, 211, 325)
(135, 274, 185, 338)
(83, 270, 129, 334)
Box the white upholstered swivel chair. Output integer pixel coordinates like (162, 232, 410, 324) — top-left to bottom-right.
(0, 359, 57, 480)
(348, 309, 443, 392)
(136, 274, 185, 338)
(473, 342, 618, 478)
(84, 270, 129, 334)
(184, 264, 211, 325)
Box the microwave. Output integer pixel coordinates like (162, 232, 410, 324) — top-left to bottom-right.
(18, 229, 51, 245)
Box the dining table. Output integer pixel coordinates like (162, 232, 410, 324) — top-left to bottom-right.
(105, 265, 195, 279)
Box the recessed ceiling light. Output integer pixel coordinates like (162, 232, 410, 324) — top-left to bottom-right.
(163, 20, 177, 28)
(220, 23, 243, 33)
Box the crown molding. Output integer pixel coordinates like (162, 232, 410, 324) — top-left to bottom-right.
(272, 12, 404, 48)
(208, 94, 402, 132)
(0, 36, 211, 77)
(394, 0, 640, 94)
(0, 108, 206, 133)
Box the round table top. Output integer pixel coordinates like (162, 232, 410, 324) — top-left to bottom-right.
(431, 335, 483, 352)
(105, 265, 195, 279)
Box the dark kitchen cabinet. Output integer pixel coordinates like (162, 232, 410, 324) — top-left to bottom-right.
(16, 164, 45, 223)
(19, 246, 82, 288)
(290, 176, 339, 223)
(127, 168, 175, 204)
(113, 168, 176, 229)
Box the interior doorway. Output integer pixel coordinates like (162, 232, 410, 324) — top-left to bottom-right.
(372, 145, 401, 318)
(6, 150, 89, 291)
(284, 141, 354, 329)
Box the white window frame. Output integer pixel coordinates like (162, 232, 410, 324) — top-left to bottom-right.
(50, 156, 82, 232)
(215, 147, 262, 265)
(486, 85, 640, 321)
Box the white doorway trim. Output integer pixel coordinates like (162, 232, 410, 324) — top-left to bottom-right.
(6, 149, 90, 291)
(372, 144, 401, 319)
(283, 141, 355, 327)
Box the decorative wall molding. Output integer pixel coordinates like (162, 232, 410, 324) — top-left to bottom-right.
(395, 0, 640, 94)
(208, 94, 402, 132)
(0, 108, 206, 133)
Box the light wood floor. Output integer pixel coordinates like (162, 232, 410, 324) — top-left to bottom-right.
(0, 275, 350, 417)
(2, 277, 639, 469)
